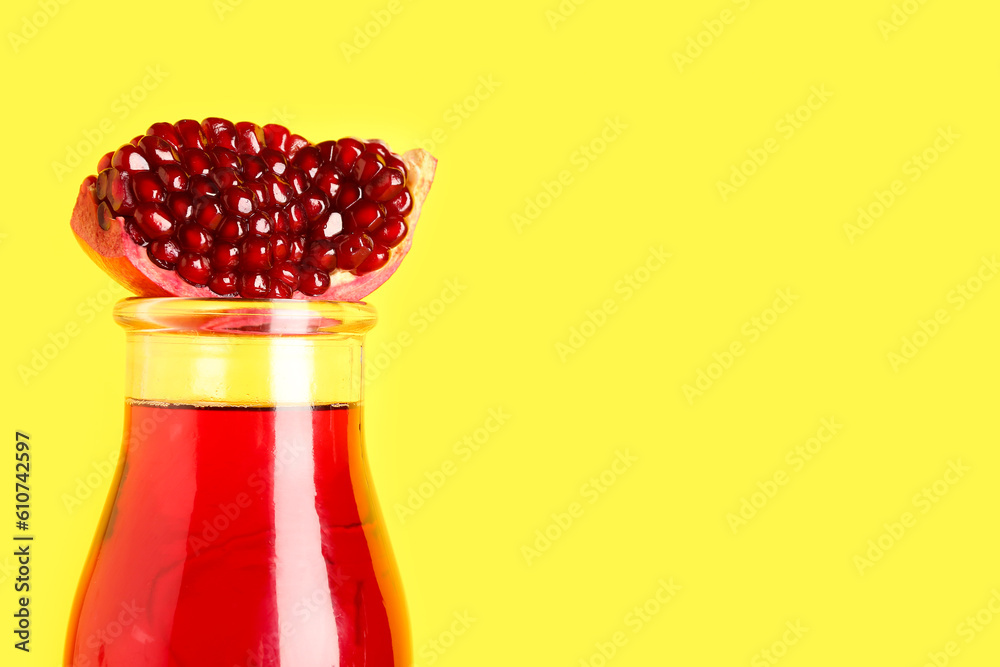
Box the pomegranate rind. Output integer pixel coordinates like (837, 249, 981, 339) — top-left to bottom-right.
(70, 148, 436, 301)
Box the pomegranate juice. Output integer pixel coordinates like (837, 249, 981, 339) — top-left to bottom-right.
(67, 402, 408, 667)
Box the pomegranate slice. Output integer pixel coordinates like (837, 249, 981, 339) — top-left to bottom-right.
(71, 119, 436, 300)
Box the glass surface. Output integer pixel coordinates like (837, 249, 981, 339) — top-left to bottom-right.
(65, 298, 410, 667)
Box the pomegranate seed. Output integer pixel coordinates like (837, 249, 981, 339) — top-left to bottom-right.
(260, 173, 291, 206)
(262, 124, 290, 152)
(260, 148, 287, 175)
(235, 122, 264, 155)
(177, 253, 212, 286)
(246, 180, 269, 207)
(212, 168, 241, 190)
(107, 169, 136, 214)
(310, 211, 344, 241)
(137, 136, 178, 167)
(351, 151, 383, 185)
(112, 145, 150, 172)
(266, 282, 293, 299)
(298, 268, 330, 296)
(241, 155, 267, 180)
(208, 271, 239, 296)
(210, 146, 241, 170)
(284, 167, 308, 195)
(95, 169, 111, 200)
(239, 237, 272, 272)
(247, 212, 273, 236)
(337, 184, 362, 209)
(195, 200, 225, 230)
(211, 242, 240, 269)
(387, 188, 412, 216)
(286, 135, 309, 158)
(372, 216, 407, 248)
(365, 140, 391, 159)
(289, 237, 305, 262)
(167, 192, 195, 222)
(181, 148, 212, 176)
(222, 186, 255, 215)
(272, 234, 290, 262)
(189, 175, 219, 198)
(157, 164, 189, 192)
(383, 154, 406, 173)
(178, 223, 213, 253)
(97, 151, 114, 171)
(238, 272, 269, 298)
(174, 119, 206, 149)
(335, 232, 373, 271)
(272, 208, 290, 233)
(288, 203, 307, 234)
(302, 189, 328, 222)
(217, 216, 248, 242)
(334, 138, 364, 173)
(292, 146, 321, 179)
(97, 202, 115, 231)
(147, 239, 181, 269)
(125, 220, 147, 245)
(343, 200, 383, 232)
(314, 165, 342, 199)
(356, 243, 390, 274)
(269, 262, 300, 288)
(364, 167, 406, 202)
(147, 122, 182, 148)
(305, 240, 338, 271)
(132, 172, 165, 203)
(129, 135, 142, 146)
(202, 118, 237, 150)
(315, 140, 338, 162)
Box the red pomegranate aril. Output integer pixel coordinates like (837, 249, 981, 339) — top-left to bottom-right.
(189, 175, 219, 199)
(310, 211, 344, 241)
(351, 151, 383, 185)
(302, 189, 329, 222)
(178, 223, 213, 253)
(305, 240, 338, 272)
(238, 272, 269, 298)
(212, 168, 241, 190)
(334, 138, 365, 173)
(263, 124, 291, 152)
(216, 216, 248, 243)
(269, 262, 300, 288)
(337, 184, 362, 209)
(364, 167, 406, 202)
(315, 140, 338, 163)
(314, 165, 343, 199)
(383, 153, 406, 173)
(239, 237, 272, 272)
(366, 140, 391, 159)
(157, 164, 189, 192)
(208, 271, 239, 296)
(266, 281, 293, 298)
(124, 220, 147, 245)
(246, 180, 269, 207)
(241, 155, 267, 180)
(387, 188, 413, 216)
(260, 173, 291, 206)
(181, 148, 212, 176)
(95, 169, 111, 200)
(248, 212, 273, 236)
(289, 237, 305, 263)
(167, 192, 195, 222)
(134, 204, 174, 240)
(273, 235, 290, 262)
(107, 169, 136, 214)
(97, 151, 113, 171)
(272, 208, 290, 233)
(137, 136, 178, 167)
(235, 122, 264, 155)
(147, 122, 182, 148)
(176, 253, 212, 286)
(202, 118, 237, 151)
(97, 202, 115, 231)
(222, 186, 255, 215)
(132, 172, 166, 203)
(195, 200, 225, 230)
(260, 147, 287, 175)
(284, 167, 308, 195)
(288, 203, 307, 234)
(129, 135, 142, 146)
(298, 267, 330, 296)
(292, 146, 321, 179)
(175, 119, 206, 149)
(335, 232, 373, 271)
(372, 216, 407, 248)
(356, 243, 390, 274)
(112, 145, 150, 172)
(286, 135, 309, 158)
(147, 239, 181, 269)
(210, 146, 241, 170)
(343, 200, 383, 232)
(211, 242, 240, 270)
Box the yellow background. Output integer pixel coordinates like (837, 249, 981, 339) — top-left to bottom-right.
(2, 0, 999, 665)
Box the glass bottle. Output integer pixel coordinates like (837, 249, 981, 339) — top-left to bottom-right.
(64, 298, 410, 667)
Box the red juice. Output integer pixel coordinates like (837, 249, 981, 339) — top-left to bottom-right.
(66, 402, 410, 667)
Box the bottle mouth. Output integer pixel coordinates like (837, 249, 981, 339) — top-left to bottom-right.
(114, 298, 378, 336)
